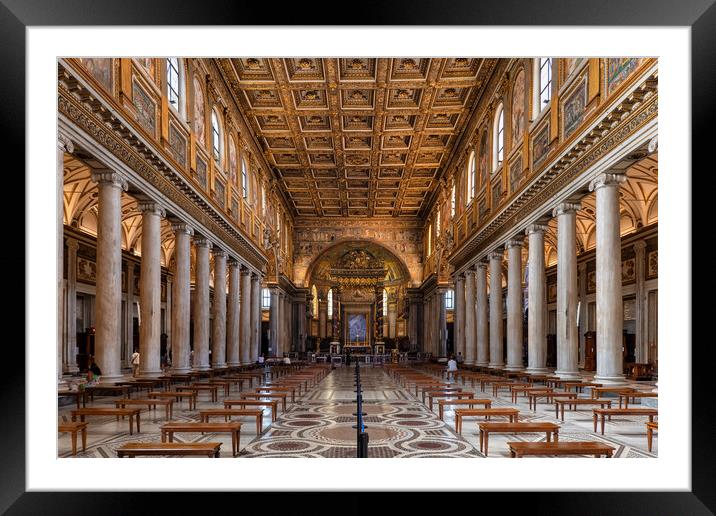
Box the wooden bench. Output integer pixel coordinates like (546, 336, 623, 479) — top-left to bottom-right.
(592, 408, 658, 435)
(437, 398, 492, 420)
(510, 385, 549, 403)
(148, 391, 197, 410)
(161, 421, 242, 457)
(421, 386, 462, 403)
(58, 390, 86, 409)
(454, 408, 519, 433)
(646, 421, 658, 452)
(199, 409, 264, 434)
(177, 384, 219, 402)
(84, 384, 132, 402)
(619, 391, 658, 409)
(528, 391, 578, 411)
(71, 407, 141, 434)
(591, 386, 635, 399)
(554, 398, 612, 421)
(426, 391, 474, 411)
(416, 383, 456, 397)
(224, 399, 279, 421)
(114, 398, 174, 421)
(493, 381, 527, 397)
(256, 386, 296, 403)
(507, 441, 615, 458)
(562, 381, 603, 393)
(58, 421, 87, 456)
(478, 422, 560, 456)
(240, 392, 287, 412)
(117, 442, 222, 458)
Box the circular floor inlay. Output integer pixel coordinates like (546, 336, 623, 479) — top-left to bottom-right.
(413, 441, 451, 450)
(394, 420, 430, 427)
(266, 441, 312, 452)
(283, 420, 316, 427)
(311, 423, 410, 444)
(293, 414, 322, 419)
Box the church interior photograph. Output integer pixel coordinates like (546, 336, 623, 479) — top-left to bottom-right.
(57, 56, 658, 459)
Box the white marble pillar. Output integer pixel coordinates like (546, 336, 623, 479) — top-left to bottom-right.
(505, 239, 524, 371)
(91, 170, 128, 382)
(211, 248, 227, 369)
(251, 273, 262, 362)
(633, 240, 647, 363)
(269, 287, 279, 357)
(124, 263, 134, 369)
(590, 173, 628, 384)
(193, 236, 212, 371)
(58, 135, 73, 379)
(170, 222, 193, 373)
(578, 262, 588, 368)
(240, 268, 252, 364)
(226, 259, 240, 367)
(455, 274, 466, 362)
(553, 202, 581, 379)
(138, 201, 165, 377)
(488, 251, 505, 368)
(297, 297, 307, 353)
(64, 238, 80, 374)
(463, 270, 476, 365)
(476, 262, 489, 367)
(437, 289, 447, 357)
(525, 224, 548, 374)
(318, 293, 327, 340)
(388, 303, 397, 339)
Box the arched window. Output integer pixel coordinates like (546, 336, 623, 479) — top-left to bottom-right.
(493, 105, 504, 171)
(327, 289, 333, 318)
(241, 157, 249, 199)
(466, 151, 476, 204)
(166, 58, 184, 116)
(435, 209, 441, 237)
(537, 58, 552, 114)
(382, 288, 388, 317)
(445, 289, 455, 310)
(262, 288, 271, 308)
(450, 184, 456, 218)
(211, 109, 222, 163)
(311, 285, 318, 318)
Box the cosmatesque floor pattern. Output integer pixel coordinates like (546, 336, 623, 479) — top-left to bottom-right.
(58, 365, 657, 458)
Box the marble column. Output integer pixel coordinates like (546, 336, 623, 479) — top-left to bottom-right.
(476, 262, 489, 367)
(578, 261, 588, 368)
(407, 290, 420, 352)
(590, 173, 628, 384)
(124, 263, 134, 369)
(525, 224, 548, 374)
(192, 236, 212, 371)
(505, 239, 524, 371)
(318, 293, 327, 340)
(437, 288, 447, 357)
(421, 297, 428, 353)
(464, 270, 476, 365)
(455, 274, 466, 362)
(210, 248, 227, 369)
(64, 238, 80, 374)
(226, 259, 240, 367)
(58, 135, 73, 379)
(297, 296, 307, 353)
(553, 202, 581, 379)
(269, 287, 279, 357)
(388, 302, 397, 339)
(91, 170, 128, 382)
(488, 251, 505, 368)
(240, 268, 252, 364)
(633, 240, 647, 363)
(138, 201, 165, 377)
(251, 273, 261, 362)
(170, 222, 193, 373)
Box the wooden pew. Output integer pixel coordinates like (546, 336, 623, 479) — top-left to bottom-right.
(224, 399, 279, 421)
(84, 384, 133, 403)
(160, 421, 242, 457)
(425, 391, 473, 411)
(199, 409, 264, 434)
(528, 391, 578, 411)
(240, 392, 287, 412)
(554, 398, 612, 421)
(58, 421, 87, 456)
(114, 398, 174, 421)
(646, 421, 658, 452)
(71, 407, 141, 434)
(454, 408, 519, 433)
(256, 386, 296, 403)
(148, 391, 197, 410)
(58, 390, 86, 409)
(507, 441, 615, 458)
(592, 408, 658, 435)
(437, 398, 492, 420)
(177, 384, 220, 403)
(478, 422, 560, 456)
(591, 386, 635, 399)
(619, 391, 658, 409)
(117, 442, 222, 458)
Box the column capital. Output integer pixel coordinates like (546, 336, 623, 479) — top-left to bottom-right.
(505, 238, 523, 250)
(525, 223, 549, 236)
(251, 272, 261, 281)
(488, 250, 504, 262)
(171, 221, 194, 236)
(648, 135, 658, 154)
(588, 172, 627, 192)
(137, 200, 166, 218)
(58, 134, 74, 153)
(240, 267, 252, 276)
(65, 237, 80, 251)
(552, 202, 581, 217)
(227, 257, 240, 267)
(633, 239, 647, 252)
(212, 248, 228, 259)
(476, 261, 488, 271)
(194, 236, 213, 249)
(91, 170, 128, 191)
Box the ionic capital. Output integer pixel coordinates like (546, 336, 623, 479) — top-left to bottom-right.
(525, 223, 549, 236)
(476, 261, 488, 271)
(488, 250, 504, 262)
(504, 238, 524, 250)
(633, 240, 647, 252)
(58, 134, 74, 153)
(552, 202, 581, 217)
(588, 172, 627, 192)
(65, 237, 79, 251)
(648, 135, 658, 154)
(91, 170, 128, 191)
(212, 248, 228, 259)
(137, 200, 166, 218)
(171, 221, 194, 237)
(240, 267, 252, 276)
(194, 236, 213, 249)
(227, 257, 240, 267)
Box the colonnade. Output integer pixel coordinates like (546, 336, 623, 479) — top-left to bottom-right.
(453, 171, 628, 384)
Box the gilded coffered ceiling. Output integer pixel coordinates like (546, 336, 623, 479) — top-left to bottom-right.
(217, 58, 498, 218)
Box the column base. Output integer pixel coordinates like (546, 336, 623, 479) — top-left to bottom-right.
(525, 367, 549, 375)
(170, 366, 192, 374)
(227, 362, 241, 367)
(63, 365, 80, 374)
(488, 363, 504, 369)
(504, 365, 524, 371)
(193, 365, 211, 371)
(475, 361, 489, 367)
(138, 370, 162, 378)
(593, 374, 627, 385)
(97, 374, 125, 384)
(211, 364, 228, 370)
(554, 370, 581, 380)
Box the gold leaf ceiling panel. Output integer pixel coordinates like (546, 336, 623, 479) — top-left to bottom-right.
(217, 58, 498, 218)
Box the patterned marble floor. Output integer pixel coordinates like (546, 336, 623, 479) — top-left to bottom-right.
(58, 365, 657, 458)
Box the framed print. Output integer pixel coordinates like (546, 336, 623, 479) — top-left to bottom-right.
(11, 0, 713, 513)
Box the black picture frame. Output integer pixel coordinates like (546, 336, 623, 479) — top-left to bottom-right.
(4, 0, 712, 513)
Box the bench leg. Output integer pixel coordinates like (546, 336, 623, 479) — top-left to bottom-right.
(71, 431, 77, 456)
(647, 428, 653, 452)
(81, 427, 87, 452)
(593, 413, 597, 432)
(137, 413, 141, 433)
(601, 416, 606, 435)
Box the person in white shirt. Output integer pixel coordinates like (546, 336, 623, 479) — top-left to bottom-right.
(283, 356, 291, 365)
(446, 355, 458, 381)
(258, 354, 265, 365)
(131, 350, 140, 377)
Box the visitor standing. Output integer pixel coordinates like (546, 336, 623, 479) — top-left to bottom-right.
(446, 355, 458, 381)
(131, 350, 140, 377)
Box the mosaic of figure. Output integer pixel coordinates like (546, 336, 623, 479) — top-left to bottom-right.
(193, 76, 206, 146)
